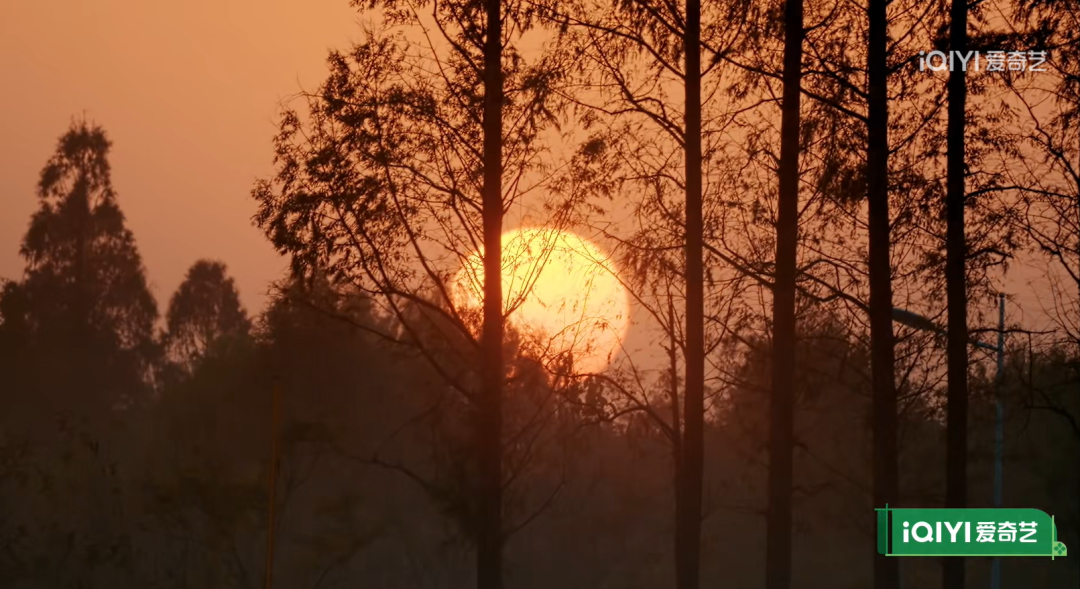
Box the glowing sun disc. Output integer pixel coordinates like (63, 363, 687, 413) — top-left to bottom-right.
(453, 228, 630, 374)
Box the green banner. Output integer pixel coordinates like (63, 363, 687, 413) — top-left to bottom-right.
(876, 506, 1067, 558)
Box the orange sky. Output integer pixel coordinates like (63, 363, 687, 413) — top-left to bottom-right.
(0, 1, 1064, 349)
(0, 0, 364, 315)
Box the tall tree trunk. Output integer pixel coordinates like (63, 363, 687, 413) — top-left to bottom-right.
(766, 0, 803, 585)
(867, 0, 899, 587)
(1074, 106, 1079, 571)
(677, 0, 705, 588)
(944, 0, 969, 585)
(479, 0, 505, 587)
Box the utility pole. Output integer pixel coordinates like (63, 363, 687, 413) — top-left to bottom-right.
(990, 293, 1005, 589)
(264, 380, 282, 589)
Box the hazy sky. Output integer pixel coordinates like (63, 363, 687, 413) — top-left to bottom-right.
(0, 1, 1062, 349)
(1, 0, 364, 315)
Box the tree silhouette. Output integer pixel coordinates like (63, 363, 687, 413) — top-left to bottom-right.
(164, 259, 251, 373)
(540, 2, 755, 585)
(766, 0, 803, 585)
(866, 0, 899, 586)
(945, 0, 972, 584)
(0, 119, 158, 588)
(252, 5, 572, 586)
(5, 119, 158, 420)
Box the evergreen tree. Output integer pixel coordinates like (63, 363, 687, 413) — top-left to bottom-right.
(4, 119, 158, 420)
(0, 119, 158, 588)
(164, 259, 251, 374)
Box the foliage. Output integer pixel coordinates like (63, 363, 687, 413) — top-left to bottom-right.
(163, 259, 252, 373)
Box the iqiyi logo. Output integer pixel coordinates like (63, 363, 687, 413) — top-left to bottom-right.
(876, 506, 1067, 558)
(902, 520, 1036, 544)
(918, 50, 1049, 73)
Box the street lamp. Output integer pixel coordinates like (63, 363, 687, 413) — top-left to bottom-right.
(891, 293, 1006, 589)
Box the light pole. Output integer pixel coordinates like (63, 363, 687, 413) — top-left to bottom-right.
(990, 293, 1005, 589)
(264, 379, 282, 589)
(891, 293, 1006, 589)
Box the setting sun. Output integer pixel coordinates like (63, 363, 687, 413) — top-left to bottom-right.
(454, 228, 630, 374)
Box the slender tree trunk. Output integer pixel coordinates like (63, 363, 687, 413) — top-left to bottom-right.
(766, 0, 803, 585)
(479, 0, 505, 587)
(867, 0, 899, 588)
(944, 0, 969, 585)
(677, 1, 705, 588)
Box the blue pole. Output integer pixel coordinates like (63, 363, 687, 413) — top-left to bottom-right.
(991, 293, 1005, 589)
